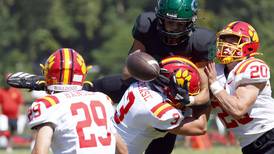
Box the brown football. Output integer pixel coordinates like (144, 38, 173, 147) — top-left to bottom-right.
(126, 51, 160, 81)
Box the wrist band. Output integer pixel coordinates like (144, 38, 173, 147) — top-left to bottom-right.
(186, 96, 195, 106)
(210, 81, 224, 95)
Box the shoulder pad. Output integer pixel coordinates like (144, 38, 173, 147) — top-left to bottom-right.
(132, 12, 156, 34)
(27, 95, 60, 129)
(150, 101, 183, 130)
(94, 92, 113, 104)
(234, 58, 270, 85)
(135, 82, 163, 103)
(35, 95, 60, 108)
(190, 28, 216, 61)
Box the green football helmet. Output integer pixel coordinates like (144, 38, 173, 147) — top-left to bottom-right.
(155, 0, 198, 45)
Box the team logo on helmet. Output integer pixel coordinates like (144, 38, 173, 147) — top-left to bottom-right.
(175, 69, 192, 88)
(160, 56, 201, 96)
(191, 0, 198, 12)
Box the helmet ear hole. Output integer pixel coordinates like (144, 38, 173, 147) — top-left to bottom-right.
(242, 42, 259, 56)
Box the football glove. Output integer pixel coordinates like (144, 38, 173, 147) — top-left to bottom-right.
(169, 75, 190, 106)
(6, 72, 46, 90)
(153, 68, 190, 106)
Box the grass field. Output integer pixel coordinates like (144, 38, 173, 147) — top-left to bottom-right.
(0, 146, 242, 154)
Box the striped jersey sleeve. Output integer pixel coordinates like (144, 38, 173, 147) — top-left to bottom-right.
(149, 101, 184, 130)
(234, 58, 270, 85)
(27, 95, 60, 129)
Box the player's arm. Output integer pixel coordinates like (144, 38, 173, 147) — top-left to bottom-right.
(6, 72, 45, 90)
(212, 83, 262, 119)
(168, 105, 210, 136)
(31, 123, 54, 154)
(205, 61, 265, 119)
(114, 133, 128, 154)
(190, 62, 210, 106)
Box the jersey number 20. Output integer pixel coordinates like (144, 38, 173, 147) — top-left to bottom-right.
(70, 101, 111, 148)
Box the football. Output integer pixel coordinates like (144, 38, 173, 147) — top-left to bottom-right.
(126, 51, 160, 81)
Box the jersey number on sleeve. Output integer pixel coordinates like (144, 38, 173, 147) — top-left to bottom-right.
(114, 91, 135, 124)
(212, 101, 253, 129)
(70, 101, 111, 148)
(250, 65, 268, 78)
(27, 104, 41, 122)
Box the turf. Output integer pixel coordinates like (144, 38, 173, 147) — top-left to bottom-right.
(0, 146, 242, 154)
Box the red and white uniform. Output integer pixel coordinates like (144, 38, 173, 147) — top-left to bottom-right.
(212, 58, 274, 147)
(113, 82, 184, 154)
(28, 90, 116, 154)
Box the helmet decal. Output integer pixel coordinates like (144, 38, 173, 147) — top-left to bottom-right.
(191, 0, 198, 12)
(76, 53, 87, 75)
(175, 69, 192, 88)
(160, 56, 201, 95)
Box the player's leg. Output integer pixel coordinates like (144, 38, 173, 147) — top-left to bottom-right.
(7, 118, 17, 152)
(145, 133, 177, 154)
(242, 128, 274, 154)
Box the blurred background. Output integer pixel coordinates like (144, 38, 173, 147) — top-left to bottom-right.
(0, 0, 274, 153)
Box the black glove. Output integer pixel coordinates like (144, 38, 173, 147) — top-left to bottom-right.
(6, 72, 45, 90)
(152, 68, 190, 106)
(169, 74, 190, 106)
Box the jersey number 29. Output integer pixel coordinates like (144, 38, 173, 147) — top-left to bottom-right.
(70, 101, 111, 148)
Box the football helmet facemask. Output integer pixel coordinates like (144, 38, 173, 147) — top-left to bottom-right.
(155, 0, 198, 45)
(216, 21, 260, 64)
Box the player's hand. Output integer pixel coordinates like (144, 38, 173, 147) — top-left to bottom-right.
(204, 61, 217, 85)
(170, 76, 190, 106)
(153, 68, 190, 105)
(6, 72, 46, 90)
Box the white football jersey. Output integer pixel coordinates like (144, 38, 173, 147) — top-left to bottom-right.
(28, 90, 116, 154)
(212, 58, 274, 147)
(113, 82, 184, 154)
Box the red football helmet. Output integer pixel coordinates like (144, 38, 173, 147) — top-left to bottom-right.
(41, 48, 88, 92)
(216, 21, 260, 64)
(160, 56, 201, 95)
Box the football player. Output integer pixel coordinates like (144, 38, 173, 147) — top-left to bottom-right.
(7, 0, 215, 153)
(28, 48, 127, 154)
(205, 21, 274, 154)
(113, 56, 210, 154)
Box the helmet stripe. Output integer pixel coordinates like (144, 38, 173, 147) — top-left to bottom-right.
(69, 48, 74, 84)
(59, 49, 63, 83)
(63, 48, 71, 84)
(161, 57, 199, 71)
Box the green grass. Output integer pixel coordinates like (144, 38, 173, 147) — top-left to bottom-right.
(172, 145, 242, 154)
(0, 146, 242, 154)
